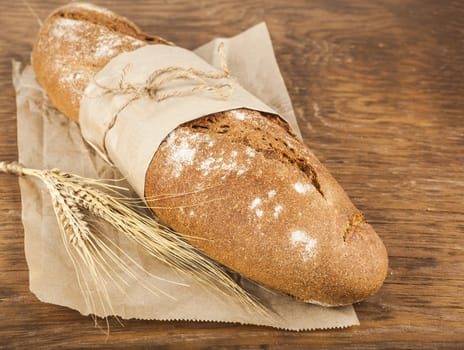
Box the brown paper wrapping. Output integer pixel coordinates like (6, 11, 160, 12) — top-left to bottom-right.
(13, 22, 359, 330)
(80, 44, 279, 197)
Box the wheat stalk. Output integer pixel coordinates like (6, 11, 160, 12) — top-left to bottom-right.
(0, 161, 270, 331)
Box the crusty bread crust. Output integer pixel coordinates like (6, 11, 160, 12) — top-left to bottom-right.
(32, 2, 388, 306)
(146, 109, 388, 305)
(32, 2, 168, 122)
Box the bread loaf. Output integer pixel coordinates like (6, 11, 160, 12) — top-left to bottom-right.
(31, 2, 388, 306)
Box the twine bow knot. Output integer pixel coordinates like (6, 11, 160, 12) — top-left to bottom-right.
(89, 42, 234, 164)
(95, 42, 234, 107)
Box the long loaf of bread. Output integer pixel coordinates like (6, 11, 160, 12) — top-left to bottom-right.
(31, 2, 388, 306)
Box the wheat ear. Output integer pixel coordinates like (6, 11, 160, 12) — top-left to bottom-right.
(0, 161, 271, 329)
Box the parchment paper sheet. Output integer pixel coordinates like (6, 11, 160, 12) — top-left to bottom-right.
(14, 22, 359, 330)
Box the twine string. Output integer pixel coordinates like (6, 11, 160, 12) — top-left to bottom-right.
(95, 42, 233, 103)
(90, 42, 232, 163)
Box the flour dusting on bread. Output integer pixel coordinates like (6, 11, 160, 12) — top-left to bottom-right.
(290, 230, 318, 261)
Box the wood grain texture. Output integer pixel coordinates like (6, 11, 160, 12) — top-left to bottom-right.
(0, 0, 463, 348)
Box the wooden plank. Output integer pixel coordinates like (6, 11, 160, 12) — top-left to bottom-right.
(0, 0, 463, 348)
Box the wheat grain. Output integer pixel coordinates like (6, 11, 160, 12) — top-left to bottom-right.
(0, 161, 272, 331)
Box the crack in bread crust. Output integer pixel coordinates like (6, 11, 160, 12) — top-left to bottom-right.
(343, 212, 366, 242)
(183, 109, 325, 197)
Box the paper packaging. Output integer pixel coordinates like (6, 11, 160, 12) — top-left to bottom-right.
(14, 22, 359, 330)
(80, 45, 279, 197)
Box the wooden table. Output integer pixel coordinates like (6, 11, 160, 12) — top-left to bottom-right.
(1, 0, 463, 348)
